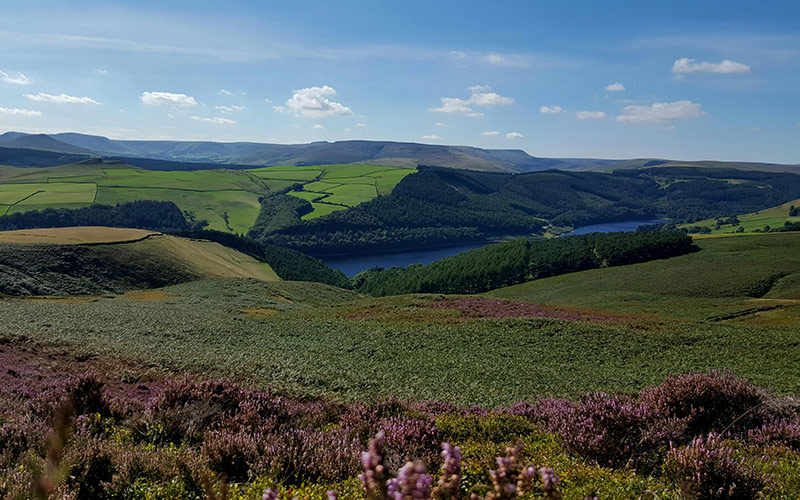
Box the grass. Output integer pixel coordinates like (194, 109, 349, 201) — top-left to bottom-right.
(3, 276, 800, 406)
(488, 232, 800, 321)
(679, 197, 800, 234)
(0, 162, 415, 230)
(0, 226, 156, 244)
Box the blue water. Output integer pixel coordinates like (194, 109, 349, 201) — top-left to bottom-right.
(323, 219, 667, 276)
(561, 219, 667, 236)
(323, 242, 487, 277)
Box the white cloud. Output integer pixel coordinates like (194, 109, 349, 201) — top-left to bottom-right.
(421, 134, 442, 140)
(481, 53, 530, 68)
(276, 85, 353, 118)
(190, 116, 236, 125)
(605, 82, 626, 91)
(0, 107, 41, 116)
(506, 132, 524, 139)
(140, 91, 197, 107)
(616, 100, 706, 123)
(540, 105, 563, 114)
(24, 92, 100, 105)
(481, 131, 500, 136)
(94, 69, 109, 75)
(0, 71, 32, 85)
(467, 84, 492, 93)
(215, 105, 245, 114)
(313, 124, 326, 130)
(218, 89, 233, 95)
(430, 97, 472, 114)
(264, 98, 272, 103)
(430, 87, 514, 114)
(450, 51, 466, 59)
(357, 122, 367, 127)
(576, 111, 607, 120)
(434, 122, 445, 127)
(671, 57, 750, 74)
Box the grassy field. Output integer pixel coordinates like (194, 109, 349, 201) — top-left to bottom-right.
(0, 226, 156, 244)
(0, 162, 415, 231)
(489, 232, 800, 320)
(679, 197, 800, 234)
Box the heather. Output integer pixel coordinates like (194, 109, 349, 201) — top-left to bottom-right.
(2, 348, 800, 499)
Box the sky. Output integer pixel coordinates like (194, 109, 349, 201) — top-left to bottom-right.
(0, 0, 798, 163)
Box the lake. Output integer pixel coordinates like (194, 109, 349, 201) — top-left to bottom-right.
(323, 219, 667, 276)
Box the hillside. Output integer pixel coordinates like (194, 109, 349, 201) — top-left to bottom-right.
(0, 227, 279, 295)
(679, 196, 800, 234)
(1, 131, 618, 172)
(258, 166, 800, 255)
(488, 232, 800, 321)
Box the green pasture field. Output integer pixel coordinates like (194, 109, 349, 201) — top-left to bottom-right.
(286, 190, 326, 202)
(303, 202, 348, 219)
(95, 187, 262, 233)
(0, 162, 415, 229)
(679, 197, 800, 234)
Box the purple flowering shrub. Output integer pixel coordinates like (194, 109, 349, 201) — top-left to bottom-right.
(358, 435, 563, 500)
(640, 370, 770, 437)
(747, 420, 800, 451)
(2, 358, 798, 499)
(532, 393, 684, 470)
(665, 433, 765, 500)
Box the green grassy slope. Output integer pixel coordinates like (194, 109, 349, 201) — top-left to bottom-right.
(0, 230, 279, 295)
(488, 232, 800, 320)
(679, 197, 800, 234)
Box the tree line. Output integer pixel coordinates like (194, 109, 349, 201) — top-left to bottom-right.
(354, 230, 696, 296)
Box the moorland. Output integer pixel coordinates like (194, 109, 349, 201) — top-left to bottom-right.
(3, 137, 800, 499)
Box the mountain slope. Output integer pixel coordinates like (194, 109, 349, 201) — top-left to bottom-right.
(47, 132, 612, 172)
(0, 133, 94, 155)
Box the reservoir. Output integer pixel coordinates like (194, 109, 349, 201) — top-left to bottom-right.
(323, 219, 667, 276)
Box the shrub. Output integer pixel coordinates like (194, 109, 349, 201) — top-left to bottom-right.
(641, 371, 770, 439)
(202, 430, 262, 482)
(533, 393, 679, 469)
(665, 434, 765, 500)
(748, 420, 800, 451)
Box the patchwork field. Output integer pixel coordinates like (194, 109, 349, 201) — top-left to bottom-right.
(0, 162, 415, 231)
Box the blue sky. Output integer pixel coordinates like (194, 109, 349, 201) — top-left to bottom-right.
(0, 0, 798, 163)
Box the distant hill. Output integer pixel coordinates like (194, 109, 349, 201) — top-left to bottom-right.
(1, 131, 797, 174)
(0, 132, 94, 155)
(5, 131, 611, 172)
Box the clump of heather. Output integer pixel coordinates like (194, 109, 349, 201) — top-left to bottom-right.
(747, 420, 800, 451)
(382, 416, 442, 472)
(640, 370, 770, 438)
(538, 468, 562, 500)
(535, 393, 678, 469)
(387, 461, 433, 500)
(665, 433, 765, 500)
(479, 441, 538, 500)
(433, 443, 461, 500)
(360, 430, 389, 500)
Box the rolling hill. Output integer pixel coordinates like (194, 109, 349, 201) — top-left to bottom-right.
(1, 131, 619, 172)
(0, 227, 279, 295)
